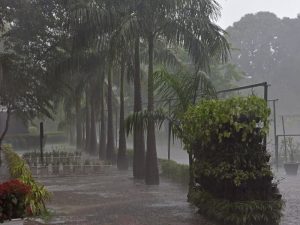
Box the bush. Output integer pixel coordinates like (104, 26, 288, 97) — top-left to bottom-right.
(3, 134, 47, 150)
(28, 126, 38, 134)
(4, 132, 67, 150)
(160, 159, 189, 185)
(45, 132, 67, 144)
(189, 188, 283, 225)
(128, 151, 189, 185)
(0, 179, 31, 222)
(181, 96, 283, 225)
(3, 145, 51, 216)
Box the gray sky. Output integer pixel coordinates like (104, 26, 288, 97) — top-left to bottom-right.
(217, 0, 300, 28)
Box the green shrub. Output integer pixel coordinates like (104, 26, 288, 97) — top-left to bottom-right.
(189, 188, 283, 225)
(28, 126, 38, 134)
(45, 132, 67, 144)
(181, 96, 283, 225)
(3, 145, 51, 216)
(160, 159, 189, 185)
(128, 150, 189, 185)
(3, 134, 46, 150)
(4, 132, 67, 150)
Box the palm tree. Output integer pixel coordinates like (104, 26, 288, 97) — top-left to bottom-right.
(117, 54, 129, 170)
(106, 57, 116, 162)
(133, 37, 146, 179)
(89, 81, 98, 154)
(99, 70, 107, 159)
(75, 86, 83, 149)
(132, 0, 229, 185)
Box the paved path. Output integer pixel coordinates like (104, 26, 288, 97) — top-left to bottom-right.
(26, 169, 213, 225)
(16, 167, 300, 225)
(276, 170, 300, 225)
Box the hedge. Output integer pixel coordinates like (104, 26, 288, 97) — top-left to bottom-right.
(4, 132, 67, 149)
(180, 96, 284, 225)
(189, 188, 283, 225)
(160, 159, 189, 185)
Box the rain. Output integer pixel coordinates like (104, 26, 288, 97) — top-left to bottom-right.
(1, 1, 300, 225)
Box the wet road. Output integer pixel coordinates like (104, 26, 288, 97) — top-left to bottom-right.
(30, 169, 213, 225)
(276, 170, 300, 225)
(21, 167, 300, 225)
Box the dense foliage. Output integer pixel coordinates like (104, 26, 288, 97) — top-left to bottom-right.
(189, 189, 283, 225)
(0, 179, 31, 222)
(181, 96, 283, 225)
(3, 145, 51, 216)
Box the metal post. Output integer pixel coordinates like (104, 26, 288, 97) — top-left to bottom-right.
(275, 135, 279, 171)
(167, 100, 171, 161)
(272, 100, 278, 145)
(282, 116, 287, 162)
(263, 82, 268, 102)
(263, 83, 268, 148)
(40, 122, 44, 165)
(272, 100, 278, 170)
(115, 109, 118, 147)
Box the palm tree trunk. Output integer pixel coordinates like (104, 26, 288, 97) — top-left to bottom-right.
(106, 61, 115, 163)
(90, 94, 97, 155)
(133, 37, 145, 178)
(85, 90, 91, 152)
(145, 34, 159, 185)
(69, 125, 75, 145)
(99, 79, 107, 160)
(75, 89, 82, 150)
(82, 120, 85, 144)
(117, 57, 128, 170)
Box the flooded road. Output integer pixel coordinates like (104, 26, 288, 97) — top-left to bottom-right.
(17, 143, 300, 225)
(276, 170, 300, 225)
(19, 166, 298, 225)
(29, 168, 213, 225)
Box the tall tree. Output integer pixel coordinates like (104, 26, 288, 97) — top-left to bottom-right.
(85, 89, 91, 151)
(227, 12, 300, 113)
(135, 0, 230, 185)
(89, 86, 98, 154)
(0, 0, 67, 163)
(75, 87, 83, 149)
(117, 55, 129, 170)
(133, 37, 145, 179)
(99, 72, 107, 159)
(106, 59, 115, 163)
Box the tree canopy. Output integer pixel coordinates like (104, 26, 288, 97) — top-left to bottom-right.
(227, 12, 300, 114)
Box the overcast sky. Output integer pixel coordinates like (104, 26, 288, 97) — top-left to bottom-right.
(217, 0, 300, 28)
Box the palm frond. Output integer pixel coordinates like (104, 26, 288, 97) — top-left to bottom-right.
(125, 109, 168, 135)
(157, 0, 230, 72)
(154, 68, 216, 114)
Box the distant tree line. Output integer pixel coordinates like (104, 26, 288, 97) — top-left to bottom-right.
(227, 11, 300, 113)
